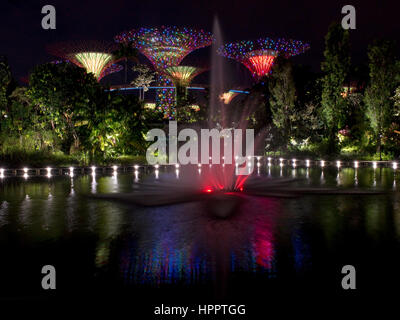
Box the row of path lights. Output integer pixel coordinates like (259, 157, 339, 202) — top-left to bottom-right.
(0, 159, 399, 179)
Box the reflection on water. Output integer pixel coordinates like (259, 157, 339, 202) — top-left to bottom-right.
(0, 166, 400, 298)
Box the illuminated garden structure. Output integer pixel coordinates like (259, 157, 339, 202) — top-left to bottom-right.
(115, 26, 214, 118)
(218, 38, 310, 80)
(99, 63, 123, 80)
(47, 41, 120, 81)
(165, 66, 205, 106)
(220, 91, 240, 104)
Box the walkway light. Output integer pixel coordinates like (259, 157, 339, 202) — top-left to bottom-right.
(69, 167, 74, 176)
(113, 165, 118, 172)
(0, 168, 4, 178)
(336, 160, 341, 168)
(46, 167, 52, 178)
(320, 160, 325, 167)
(373, 162, 377, 169)
(23, 167, 28, 174)
(134, 165, 139, 170)
(306, 159, 310, 167)
(91, 166, 96, 174)
(354, 161, 359, 168)
(175, 163, 180, 168)
(154, 164, 159, 169)
(393, 162, 398, 170)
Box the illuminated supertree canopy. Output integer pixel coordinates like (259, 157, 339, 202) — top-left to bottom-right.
(218, 38, 310, 80)
(165, 66, 204, 87)
(47, 41, 119, 81)
(115, 26, 214, 70)
(115, 26, 214, 118)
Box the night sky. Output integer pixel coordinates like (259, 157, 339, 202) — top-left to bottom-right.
(2, 0, 399, 85)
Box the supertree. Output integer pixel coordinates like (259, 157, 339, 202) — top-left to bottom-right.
(165, 66, 205, 106)
(99, 63, 123, 80)
(50, 59, 123, 81)
(47, 41, 120, 81)
(165, 66, 204, 87)
(218, 38, 310, 80)
(115, 26, 214, 118)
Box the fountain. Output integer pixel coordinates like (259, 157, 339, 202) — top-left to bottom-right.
(92, 18, 386, 219)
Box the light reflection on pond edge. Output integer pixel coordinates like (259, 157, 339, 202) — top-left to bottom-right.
(0, 166, 400, 311)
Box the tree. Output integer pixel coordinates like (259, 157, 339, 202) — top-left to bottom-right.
(394, 87, 400, 109)
(131, 64, 155, 100)
(0, 56, 11, 115)
(113, 42, 139, 84)
(364, 39, 398, 160)
(88, 93, 147, 161)
(291, 65, 324, 144)
(268, 56, 296, 148)
(320, 22, 351, 153)
(28, 62, 103, 154)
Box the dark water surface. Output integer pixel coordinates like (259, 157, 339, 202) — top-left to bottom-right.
(1, 166, 399, 314)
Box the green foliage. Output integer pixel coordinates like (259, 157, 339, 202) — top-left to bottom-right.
(320, 22, 351, 152)
(364, 39, 398, 159)
(87, 93, 147, 162)
(1, 31, 399, 164)
(28, 62, 103, 153)
(393, 86, 400, 109)
(0, 61, 148, 165)
(268, 56, 296, 144)
(0, 56, 12, 111)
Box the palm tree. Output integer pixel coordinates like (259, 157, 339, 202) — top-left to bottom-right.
(113, 42, 139, 84)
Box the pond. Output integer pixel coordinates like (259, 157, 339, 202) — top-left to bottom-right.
(0, 165, 399, 312)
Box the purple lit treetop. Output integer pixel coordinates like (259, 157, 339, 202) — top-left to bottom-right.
(115, 26, 214, 118)
(114, 26, 214, 71)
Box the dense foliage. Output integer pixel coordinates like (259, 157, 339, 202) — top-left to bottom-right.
(320, 23, 351, 153)
(0, 61, 148, 165)
(0, 22, 399, 165)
